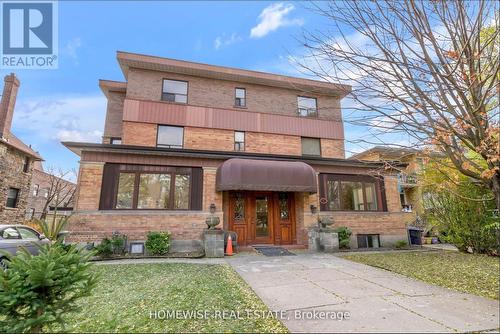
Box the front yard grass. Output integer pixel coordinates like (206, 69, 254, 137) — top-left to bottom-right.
(343, 251, 499, 300)
(59, 263, 287, 333)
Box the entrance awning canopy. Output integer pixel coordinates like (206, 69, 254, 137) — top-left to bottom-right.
(216, 158, 317, 193)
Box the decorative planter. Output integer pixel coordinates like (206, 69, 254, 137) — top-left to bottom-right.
(205, 216, 220, 229)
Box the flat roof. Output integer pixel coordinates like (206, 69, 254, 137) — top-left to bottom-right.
(116, 51, 352, 97)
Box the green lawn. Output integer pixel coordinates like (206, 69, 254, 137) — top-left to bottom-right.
(58, 263, 287, 333)
(343, 251, 499, 300)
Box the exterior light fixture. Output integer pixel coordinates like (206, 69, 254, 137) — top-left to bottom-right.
(310, 204, 317, 214)
(209, 203, 216, 214)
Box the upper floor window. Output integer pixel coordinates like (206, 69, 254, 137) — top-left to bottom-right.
(110, 137, 122, 145)
(234, 131, 245, 151)
(301, 137, 321, 156)
(157, 125, 184, 149)
(162, 79, 188, 103)
(22, 156, 30, 173)
(6, 188, 19, 208)
(33, 184, 39, 196)
(235, 88, 246, 107)
(297, 96, 317, 117)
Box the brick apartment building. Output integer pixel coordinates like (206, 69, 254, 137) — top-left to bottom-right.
(0, 74, 43, 224)
(64, 51, 414, 249)
(351, 146, 433, 216)
(26, 161, 76, 221)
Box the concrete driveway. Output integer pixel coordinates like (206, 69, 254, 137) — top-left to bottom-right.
(226, 252, 499, 333)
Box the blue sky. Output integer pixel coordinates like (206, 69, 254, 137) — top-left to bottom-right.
(1, 1, 381, 176)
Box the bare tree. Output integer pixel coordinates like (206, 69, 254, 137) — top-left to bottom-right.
(40, 167, 77, 221)
(296, 0, 499, 208)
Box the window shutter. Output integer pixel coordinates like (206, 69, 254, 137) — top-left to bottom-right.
(318, 174, 328, 211)
(379, 177, 388, 212)
(190, 167, 203, 210)
(99, 164, 120, 210)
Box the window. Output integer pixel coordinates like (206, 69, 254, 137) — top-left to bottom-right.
(18, 227, 39, 239)
(234, 131, 245, 151)
(6, 188, 19, 208)
(235, 88, 246, 107)
(278, 192, 290, 220)
(357, 234, 380, 248)
(157, 125, 184, 148)
(301, 137, 321, 156)
(162, 79, 188, 103)
(116, 173, 135, 209)
(174, 174, 190, 209)
(297, 96, 317, 117)
(115, 170, 193, 210)
(320, 174, 386, 212)
(33, 184, 39, 196)
(22, 156, 30, 173)
(1, 227, 20, 239)
(137, 174, 171, 209)
(110, 137, 122, 145)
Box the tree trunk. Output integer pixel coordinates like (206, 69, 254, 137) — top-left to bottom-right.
(30, 308, 44, 333)
(490, 174, 500, 210)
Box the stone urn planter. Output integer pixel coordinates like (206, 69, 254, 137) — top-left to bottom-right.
(205, 216, 220, 229)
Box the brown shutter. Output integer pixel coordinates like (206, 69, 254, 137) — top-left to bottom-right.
(318, 174, 328, 211)
(190, 167, 203, 210)
(99, 163, 120, 210)
(379, 177, 388, 212)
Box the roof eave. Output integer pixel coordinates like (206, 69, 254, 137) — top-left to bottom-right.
(62, 141, 407, 169)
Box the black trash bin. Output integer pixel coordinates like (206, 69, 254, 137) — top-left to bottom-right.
(408, 228, 422, 245)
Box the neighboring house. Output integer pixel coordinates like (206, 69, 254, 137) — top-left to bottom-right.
(26, 161, 76, 221)
(0, 74, 43, 225)
(350, 146, 435, 215)
(63, 51, 414, 249)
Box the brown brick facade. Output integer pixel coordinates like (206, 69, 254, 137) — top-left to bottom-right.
(122, 121, 157, 146)
(74, 162, 103, 211)
(102, 91, 125, 143)
(245, 132, 301, 155)
(121, 122, 342, 158)
(184, 127, 234, 151)
(320, 139, 345, 159)
(66, 52, 410, 249)
(126, 68, 342, 121)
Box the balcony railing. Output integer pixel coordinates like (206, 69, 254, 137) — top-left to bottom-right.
(297, 108, 318, 118)
(398, 172, 418, 187)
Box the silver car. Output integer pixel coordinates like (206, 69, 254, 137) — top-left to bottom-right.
(0, 224, 50, 269)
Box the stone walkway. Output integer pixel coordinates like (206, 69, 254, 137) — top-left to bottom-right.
(226, 252, 499, 333)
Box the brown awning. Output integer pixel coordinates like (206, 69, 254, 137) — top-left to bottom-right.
(216, 158, 317, 193)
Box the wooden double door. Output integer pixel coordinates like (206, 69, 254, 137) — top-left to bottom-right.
(228, 191, 296, 246)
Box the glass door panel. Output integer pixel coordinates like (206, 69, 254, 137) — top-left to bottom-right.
(255, 196, 269, 238)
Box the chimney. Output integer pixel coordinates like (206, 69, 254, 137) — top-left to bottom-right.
(0, 73, 20, 139)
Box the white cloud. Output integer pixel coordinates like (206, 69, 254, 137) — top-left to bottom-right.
(250, 3, 303, 38)
(61, 37, 82, 63)
(13, 95, 106, 144)
(214, 33, 242, 50)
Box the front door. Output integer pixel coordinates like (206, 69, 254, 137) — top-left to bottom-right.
(252, 192, 273, 244)
(228, 191, 295, 246)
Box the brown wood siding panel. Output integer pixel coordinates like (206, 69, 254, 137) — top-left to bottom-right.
(190, 167, 203, 210)
(123, 98, 344, 140)
(99, 163, 120, 209)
